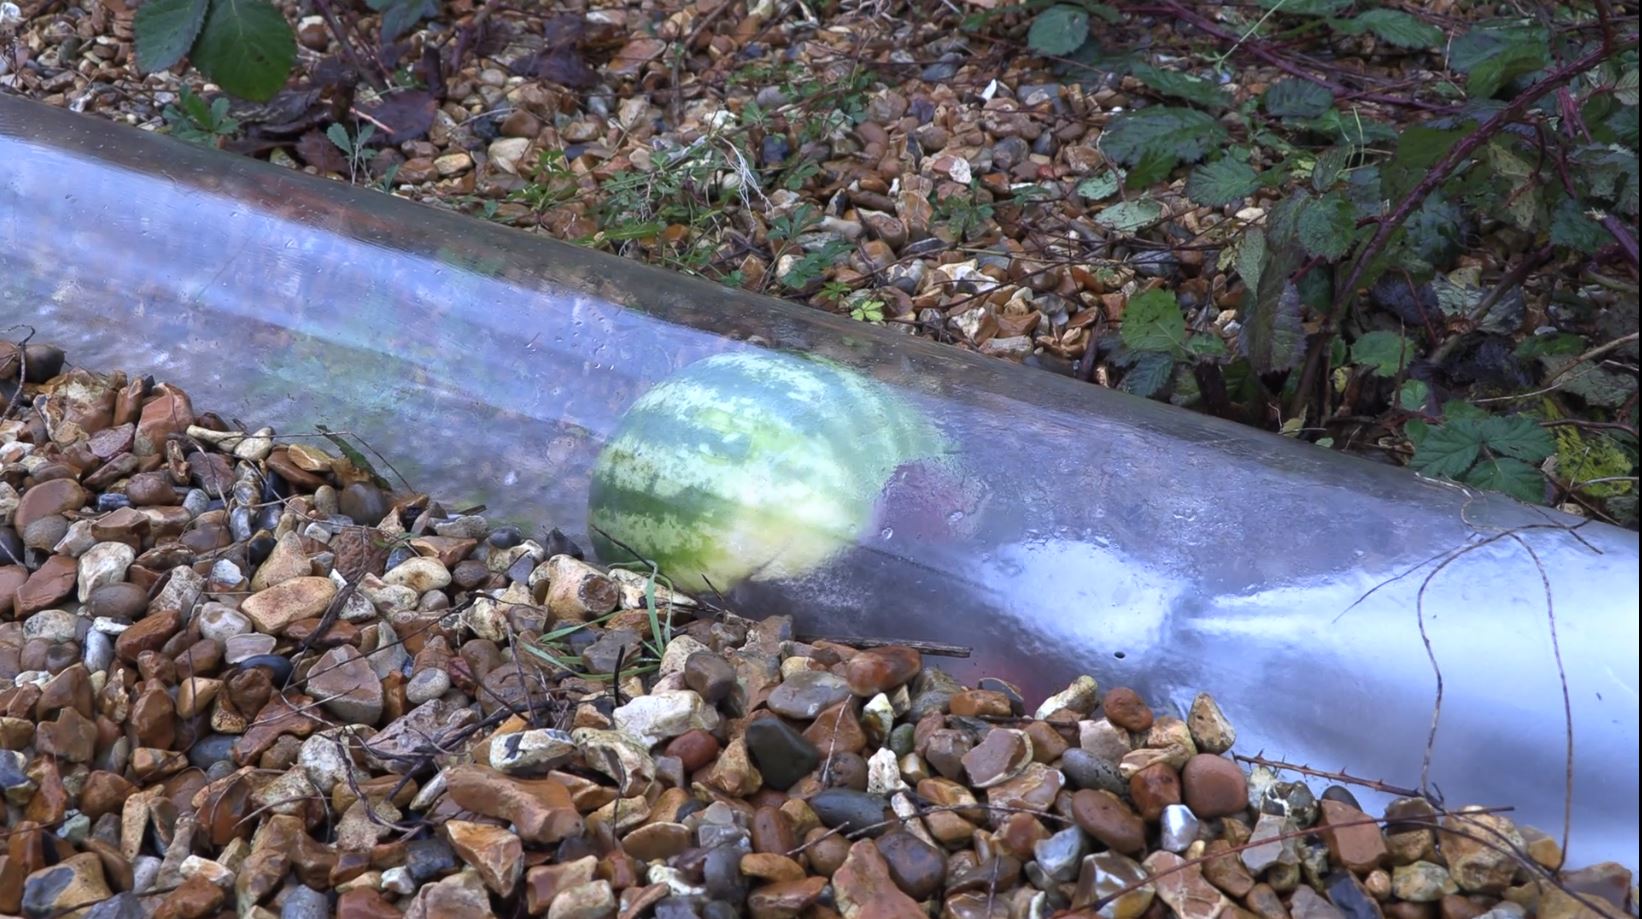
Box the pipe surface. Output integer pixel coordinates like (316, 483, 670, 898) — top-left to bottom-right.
(2, 96, 1636, 868)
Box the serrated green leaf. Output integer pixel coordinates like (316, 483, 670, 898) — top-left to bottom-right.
(1349, 9, 1443, 49)
(1027, 5, 1090, 57)
(1120, 350, 1176, 397)
(1297, 191, 1358, 261)
(1383, 125, 1460, 205)
(1463, 457, 1545, 503)
(1443, 399, 1488, 421)
(1302, 109, 1398, 145)
(1121, 288, 1185, 352)
(1616, 69, 1640, 107)
(1311, 146, 1349, 192)
(1550, 197, 1608, 254)
(1451, 24, 1551, 99)
(1130, 63, 1231, 110)
(1352, 331, 1414, 376)
(1264, 79, 1335, 118)
(1077, 172, 1119, 201)
(326, 122, 353, 154)
(1101, 107, 1227, 167)
(1405, 417, 1430, 446)
(1480, 415, 1555, 463)
(134, 0, 210, 73)
(1240, 273, 1307, 374)
(1256, 0, 1350, 14)
(1236, 227, 1267, 294)
(1095, 198, 1165, 233)
(1125, 149, 1179, 188)
(1186, 333, 1229, 359)
(1187, 158, 1261, 206)
(1412, 417, 1485, 478)
(191, 0, 296, 101)
(1540, 355, 1638, 408)
(1398, 379, 1431, 412)
(1484, 140, 1539, 229)
(1515, 333, 1584, 360)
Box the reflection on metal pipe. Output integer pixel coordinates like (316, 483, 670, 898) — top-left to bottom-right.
(2, 96, 1636, 869)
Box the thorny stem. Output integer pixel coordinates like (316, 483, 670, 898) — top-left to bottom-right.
(312, 0, 385, 92)
(1153, 0, 1452, 111)
(1232, 754, 1424, 799)
(1289, 30, 1640, 420)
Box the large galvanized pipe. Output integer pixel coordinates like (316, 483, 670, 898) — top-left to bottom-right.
(2, 96, 1636, 868)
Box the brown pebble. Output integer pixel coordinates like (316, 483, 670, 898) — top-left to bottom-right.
(1129, 761, 1182, 821)
(1072, 788, 1146, 855)
(1104, 686, 1154, 732)
(663, 729, 720, 773)
(1182, 754, 1248, 818)
(844, 646, 922, 696)
(873, 829, 947, 900)
(805, 827, 851, 876)
(86, 582, 149, 620)
(753, 805, 799, 855)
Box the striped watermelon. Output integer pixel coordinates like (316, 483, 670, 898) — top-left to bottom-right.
(587, 349, 952, 594)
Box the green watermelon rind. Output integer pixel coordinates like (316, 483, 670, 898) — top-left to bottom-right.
(587, 350, 949, 593)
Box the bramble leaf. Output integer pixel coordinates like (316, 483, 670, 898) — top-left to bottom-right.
(1027, 5, 1090, 57)
(1187, 158, 1261, 206)
(1101, 107, 1227, 167)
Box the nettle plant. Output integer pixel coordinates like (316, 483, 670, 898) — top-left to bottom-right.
(134, 0, 439, 101)
(997, 0, 1638, 513)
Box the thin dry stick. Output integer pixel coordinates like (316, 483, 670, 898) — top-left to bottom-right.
(1506, 533, 1573, 868)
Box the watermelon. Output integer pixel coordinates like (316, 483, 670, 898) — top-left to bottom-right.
(587, 349, 952, 594)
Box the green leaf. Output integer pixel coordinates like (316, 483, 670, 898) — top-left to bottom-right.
(1348, 9, 1442, 49)
(365, 0, 440, 43)
(1297, 191, 1357, 261)
(1264, 79, 1334, 118)
(134, 0, 210, 73)
(1240, 274, 1307, 374)
(1130, 63, 1231, 110)
(1236, 227, 1267, 294)
(1310, 146, 1349, 192)
(1187, 158, 1261, 206)
(1463, 457, 1545, 503)
(1094, 198, 1165, 233)
(326, 122, 353, 155)
(1301, 109, 1398, 144)
(1515, 332, 1584, 361)
(1186, 333, 1229, 359)
(1484, 140, 1540, 230)
(1411, 417, 1485, 478)
(1451, 24, 1550, 99)
(1352, 331, 1414, 376)
(1550, 198, 1608, 254)
(1480, 415, 1555, 463)
(1027, 5, 1090, 57)
(1616, 69, 1640, 107)
(1385, 126, 1465, 203)
(1120, 288, 1186, 352)
(1548, 357, 1638, 408)
(1397, 379, 1431, 412)
(1255, 0, 1349, 14)
(1076, 172, 1120, 201)
(1101, 107, 1227, 167)
(1120, 350, 1176, 397)
(191, 0, 296, 101)
(1124, 149, 1179, 188)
